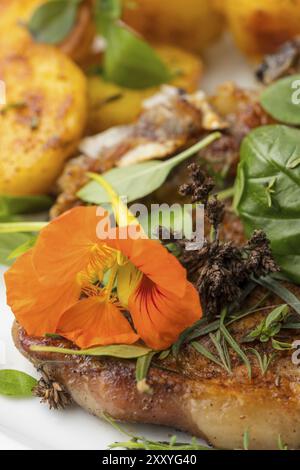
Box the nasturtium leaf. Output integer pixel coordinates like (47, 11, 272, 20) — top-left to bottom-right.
(0, 194, 52, 217)
(78, 133, 220, 204)
(0, 370, 37, 397)
(260, 74, 300, 125)
(234, 125, 300, 283)
(28, 0, 82, 44)
(104, 24, 172, 89)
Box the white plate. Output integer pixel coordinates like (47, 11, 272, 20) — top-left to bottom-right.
(0, 34, 257, 450)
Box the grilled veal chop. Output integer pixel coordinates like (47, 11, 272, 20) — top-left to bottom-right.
(13, 284, 300, 451)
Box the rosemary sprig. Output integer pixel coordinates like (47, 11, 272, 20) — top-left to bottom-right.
(103, 413, 212, 450)
(254, 276, 300, 316)
(209, 331, 232, 374)
(247, 349, 276, 376)
(220, 322, 252, 379)
(109, 437, 212, 451)
(191, 341, 225, 370)
(172, 318, 208, 356)
(173, 290, 270, 355)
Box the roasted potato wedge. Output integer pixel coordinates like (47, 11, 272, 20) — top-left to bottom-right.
(87, 44, 203, 133)
(0, 0, 95, 64)
(0, 44, 87, 195)
(123, 0, 223, 54)
(220, 0, 300, 58)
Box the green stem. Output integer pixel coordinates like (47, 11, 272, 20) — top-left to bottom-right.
(0, 222, 47, 233)
(109, 440, 211, 450)
(164, 132, 221, 168)
(217, 186, 235, 201)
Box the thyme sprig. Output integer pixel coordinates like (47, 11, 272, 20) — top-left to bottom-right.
(103, 413, 211, 451)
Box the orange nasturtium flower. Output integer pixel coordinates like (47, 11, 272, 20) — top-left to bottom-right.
(5, 206, 202, 350)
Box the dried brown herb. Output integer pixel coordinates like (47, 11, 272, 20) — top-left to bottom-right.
(33, 367, 72, 410)
(179, 164, 279, 319)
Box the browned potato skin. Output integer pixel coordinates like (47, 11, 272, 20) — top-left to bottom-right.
(87, 44, 203, 134)
(0, 0, 95, 64)
(123, 0, 223, 54)
(220, 0, 300, 58)
(0, 43, 87, 195)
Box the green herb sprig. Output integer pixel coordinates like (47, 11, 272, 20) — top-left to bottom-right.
(244, 304, 290, 343)
(103, 413, 212, 451)
(78, 133, 221, 204)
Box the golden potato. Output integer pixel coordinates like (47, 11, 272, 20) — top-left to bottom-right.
(87, 44, 203, 133)
(0, 0, 95, 64)
(221, 0, 300, 58)
(122, 0, 223, 54)
(0, 43, 87, 195)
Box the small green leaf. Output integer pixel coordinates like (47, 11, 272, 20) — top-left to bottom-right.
(272, 339, 293, 351)
(191, 341, 224, 369)
(30, 344, 152, 359)
(0, 370, 37, 397)
(243, 430, 250, 451)
(0, 194, 52, 217)
(260, 75, 300, 125)
(0, 233, 34, 266)
(265, 304, 289, 329)
(287, 157, 300, 169)
(0, 222, 47, 233)
(245, 304, 289, 344)
(28, 0, 82, 44)
(158, 349, 170, 360)
(7, 235, 38, 260)
(136, 351, 156, 392)
(220, 324, 252, 379)
(95, 0, 121, 34)
(78, 133, 221, 204)
(104, 24, 172, 89)
(278, 435, 288, 451)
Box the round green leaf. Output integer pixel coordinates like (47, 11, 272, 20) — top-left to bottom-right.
(0, 370, 37, 397)
(28, 0, 82, 44)
(234, 125, 300, 283)
(260, 74, 300, 125)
